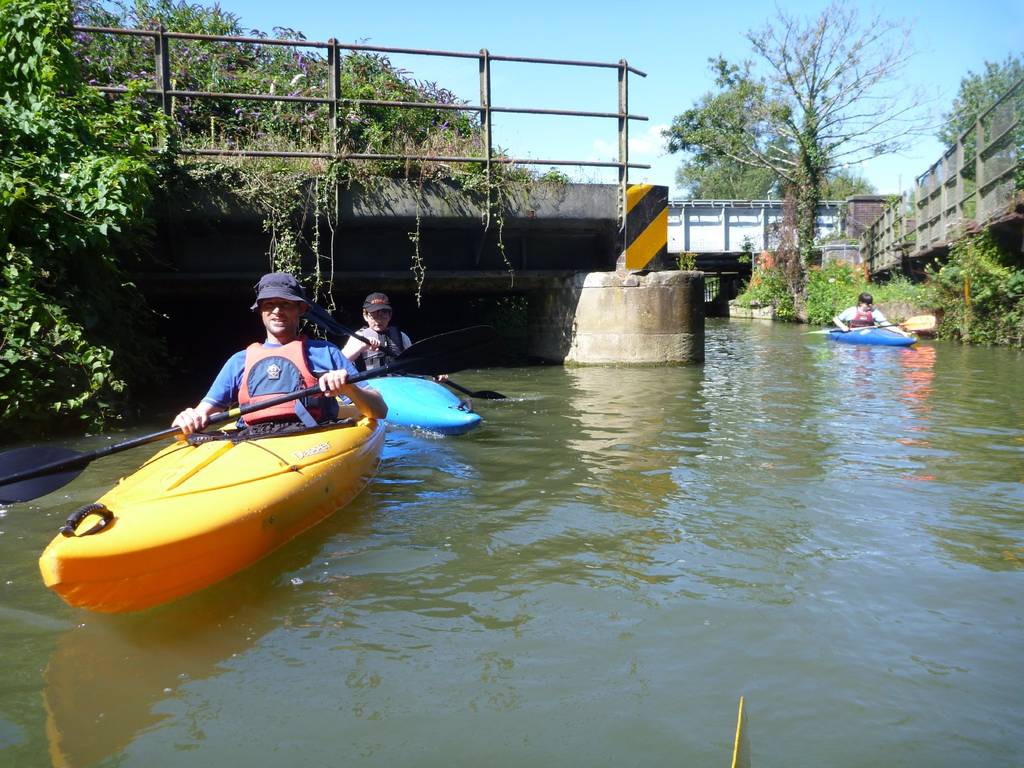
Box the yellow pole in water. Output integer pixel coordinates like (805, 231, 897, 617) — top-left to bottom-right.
(731, 696, 750, 768)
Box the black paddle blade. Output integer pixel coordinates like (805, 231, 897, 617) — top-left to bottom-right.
(468, 389, 507, 400)
(383, 325, 497, 378)
(0, 446, 87, 504)
(442, 379, 508, 400)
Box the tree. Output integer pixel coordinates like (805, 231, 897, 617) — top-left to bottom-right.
(938, 55, 1023, 149)
(676, 155, 779, 199)
(664, 2, 925, 281)
(823, 169, 875, 200)
(675, 155, 874, 200)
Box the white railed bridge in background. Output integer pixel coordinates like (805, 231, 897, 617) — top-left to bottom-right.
(668, 199, 846, 272)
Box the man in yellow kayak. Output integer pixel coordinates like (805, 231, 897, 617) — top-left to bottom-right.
(173, 273, 387, 435)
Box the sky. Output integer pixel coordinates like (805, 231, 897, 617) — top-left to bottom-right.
(206, 0, 1020, 199)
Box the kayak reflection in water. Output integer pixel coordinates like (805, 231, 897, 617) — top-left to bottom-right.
(172, 272, 387, 436)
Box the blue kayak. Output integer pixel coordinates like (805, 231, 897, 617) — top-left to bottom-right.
(367, 377, 482, 435)
(828, 327, 916, 347)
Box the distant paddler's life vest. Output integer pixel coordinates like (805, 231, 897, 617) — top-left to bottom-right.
(238, 338, 325, 425)
(357, 326, 407, 370)
(849, 308, 876, 328)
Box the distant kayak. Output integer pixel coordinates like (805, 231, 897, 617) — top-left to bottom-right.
(369, 377, 482, 435)
(828, 327, 917, 347)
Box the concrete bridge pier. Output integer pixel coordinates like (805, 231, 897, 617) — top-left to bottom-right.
(527, 270, 705, 364)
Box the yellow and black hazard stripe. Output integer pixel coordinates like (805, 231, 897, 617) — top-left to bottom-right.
(623, 184, 668, 271)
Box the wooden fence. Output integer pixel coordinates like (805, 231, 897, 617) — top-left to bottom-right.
(863, 77, 1023, 273)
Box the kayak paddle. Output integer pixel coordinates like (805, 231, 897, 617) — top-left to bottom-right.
(436, 378, 508, 401)
(898, 314, 937, 333)
(0, 325, 496, 504)
(305, 301, 508, 400)
(804, 315, 935, 336)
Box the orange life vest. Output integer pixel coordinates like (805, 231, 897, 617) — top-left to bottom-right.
(238, 338, 325, 425)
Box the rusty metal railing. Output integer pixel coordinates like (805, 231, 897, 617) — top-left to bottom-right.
(74, 25, 649, 226)
(863, 77, 1022, 272)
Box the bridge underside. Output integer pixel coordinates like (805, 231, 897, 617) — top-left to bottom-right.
(134, 179, 703, 381)
(143, 178, 621, 299)
(690, 252, 754, 275)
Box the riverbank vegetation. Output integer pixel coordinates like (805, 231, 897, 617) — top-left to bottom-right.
(733, 232, 1024, 347)
(926, 232, 1024, 347)
(1, 0, 534, 434)
(1, 0, 166, 433)
(734, 261, 927, 326)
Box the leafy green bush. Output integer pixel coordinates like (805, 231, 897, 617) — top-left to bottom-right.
(804, 262, 927, 325)
(0, 0, 164, 433)
(73, 0, 479, 169)
(804, 261, 863, 325)
(924, 232, 1024, 346)
(1, 251, 124, 427)
(734, 266, 795, 320)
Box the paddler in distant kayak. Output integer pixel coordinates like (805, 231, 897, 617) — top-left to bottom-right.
(833, 292, 888, 331)
(342, 292, 412, 370)
(342, 292, 451, 384)
(172, 272, 387, 435)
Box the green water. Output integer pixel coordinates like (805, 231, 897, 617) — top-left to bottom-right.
(1, 319, 1022, 767)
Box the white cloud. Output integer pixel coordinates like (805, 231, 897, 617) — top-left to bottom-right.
(629, 123, 669, 157)
(590, 137, 616, 161)
(590, 123, 669, 162)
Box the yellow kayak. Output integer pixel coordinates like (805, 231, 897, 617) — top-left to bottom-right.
(38, 410, 384, 614)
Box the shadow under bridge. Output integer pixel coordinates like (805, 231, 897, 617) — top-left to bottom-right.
(140, 179, 623, 300)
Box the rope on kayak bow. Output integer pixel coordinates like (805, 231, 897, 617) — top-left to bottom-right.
(60, 503, 113, 537)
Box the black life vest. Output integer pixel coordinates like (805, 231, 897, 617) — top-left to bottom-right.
(358, 326, 406, 370)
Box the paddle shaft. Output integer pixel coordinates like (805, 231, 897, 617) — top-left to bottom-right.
(809, 320, 925, 335)
(0, 385, 342, 490)
(305, 303, 507, 399)
(442, 379, 479, 398)
(0, 326, 494, 494)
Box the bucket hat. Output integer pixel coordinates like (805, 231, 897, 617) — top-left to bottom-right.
(250, 272, 308, 310)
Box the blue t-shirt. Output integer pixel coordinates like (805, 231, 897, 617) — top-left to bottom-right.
(201, 339, 358, 420)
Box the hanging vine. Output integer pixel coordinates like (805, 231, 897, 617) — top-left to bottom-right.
(74, 0, 563, 322)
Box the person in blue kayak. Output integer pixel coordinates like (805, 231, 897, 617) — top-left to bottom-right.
(172, 272, 387, 435)
(341, 292, 412, 371)
(342, 292, 451, 385)
(833, 292, 888, 331)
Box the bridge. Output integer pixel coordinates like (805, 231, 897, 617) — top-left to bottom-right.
(861, 77, 1023, 276)
(142, 178, 624, 297)
(667, 199, 846, 272)
(76, 23, 704, 367)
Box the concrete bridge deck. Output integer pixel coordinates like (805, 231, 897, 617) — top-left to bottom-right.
(143, 179, 622, 296)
